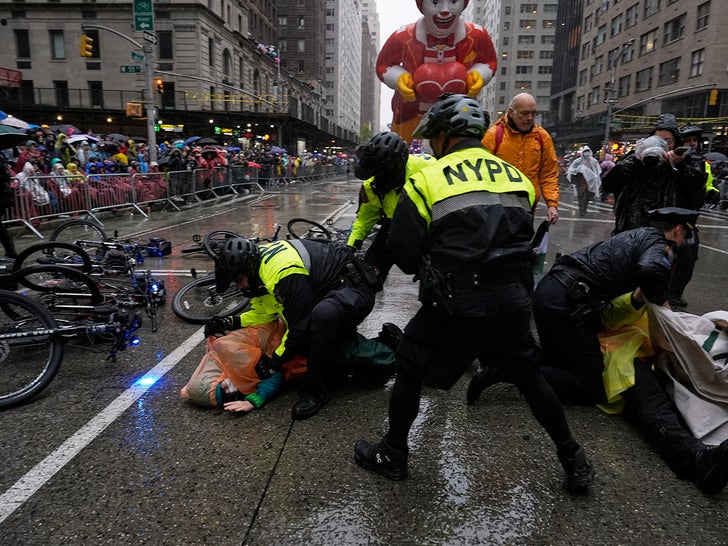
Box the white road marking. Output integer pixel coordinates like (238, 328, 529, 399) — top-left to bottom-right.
(0, 329, 204, 523)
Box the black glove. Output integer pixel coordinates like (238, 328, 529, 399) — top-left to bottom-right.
(344, 245, 358, 258)
(254, 354, 280, 379)
(203, 315, 240, 338)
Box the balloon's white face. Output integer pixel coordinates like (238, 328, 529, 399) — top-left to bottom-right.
(421, 0, 465, 37)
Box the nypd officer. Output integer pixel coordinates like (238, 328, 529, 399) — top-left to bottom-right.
(348, 131, 433, 280)
(469, 207, 700, 406)
(353, 93, 594, 492)
(208, 236, 377, 419)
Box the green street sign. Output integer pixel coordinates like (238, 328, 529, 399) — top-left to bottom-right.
(134, 0, 155, 32)
(120, 65, 142, 73)
(131, 51, 144, 62)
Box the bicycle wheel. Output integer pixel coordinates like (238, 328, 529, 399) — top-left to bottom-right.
(172, 274, 249, 324)
(50, 219, 108, 262)
(0, 289, 64, 409)
(14, 265, 103, 321)
(13, 241, 93, 274)
(286, 218, 333, 240)
(202, 230, 240, 258)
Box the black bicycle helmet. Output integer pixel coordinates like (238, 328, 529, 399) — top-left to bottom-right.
(354, 131, 409, 184)
(412, 93, 489, 140)
(214, 237, 261, 292)
(679, 124, 703, 138)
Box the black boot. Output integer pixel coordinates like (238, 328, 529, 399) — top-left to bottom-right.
(377, 322, 403, 351)
(466, 366, 503, 405)
(354, 438, 408, 480)
(558, 444, 594, 492)
(291, 386, 331, 420)
(694, 439, 728, 494)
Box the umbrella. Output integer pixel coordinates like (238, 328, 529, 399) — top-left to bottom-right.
(104, 133, 129, 143)
(196, 137, 219, 146)
(67, 134, 100, 144)
(704, 152, 728, 162)
(270, 146, 286, 154)
(0, 125, 31, 150)
(0, 117, 31, 130)
(128, 135, 147, 143)
(184, 136, 201, 145)
(50, 124, 80, 136)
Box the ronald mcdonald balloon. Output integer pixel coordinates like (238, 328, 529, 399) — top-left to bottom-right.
(377, 0, 497, 143)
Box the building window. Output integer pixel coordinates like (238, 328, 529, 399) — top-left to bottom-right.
(635, 67, 653, 91)
(208, 37, 214, 67)
(517, 50, 534, 59)
(696, 1, 710, 31)
(158, 30, 173, 61)
(503, 37, 510, 45)
(297, 39, 305, 52)
(519, 20, 536, 29)
(278, 16, 287, 26)
(541, 35, 555, 45)
(538, 66, 552, 74)
(515, 81, 532, 90)
(516, 65, 533, 74)
(14, 29, 30, 59)
(298, 16, 305, 28)
(537, 81, 551, 89)
(504, 22, 511, 31)
(518, 35, 535, 44)
(589, 86, 600, 106)
(579, 69, 587, 86)
(663, 14, 685, 44)
(625, 4, 639, 28)
(54, 80, 69, 108)
(584, 14, 593, 32)
(543, 20, 555, 29)
(618, 75, 631, 97)
(501, 66, 508, 75)
(644, 0, 660, 18)
(298, 60, 305, 72)
(639, 29, 658, 56)
(539, 50, 554, 59)
(49, 30, 65, 60)
(658, 58, 680, 86)
(690, 49, 704, 77)
(520, 4, 538, 13)
(594, 25, 606, 46)
(544, 4, 558, 13)
(89, 81, 103, 108)
(610, 14, 623, 37)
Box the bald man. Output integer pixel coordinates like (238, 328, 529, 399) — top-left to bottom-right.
(482, 93, 560, 224)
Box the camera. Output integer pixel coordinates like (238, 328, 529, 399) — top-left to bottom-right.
(635, 135, 668, 167)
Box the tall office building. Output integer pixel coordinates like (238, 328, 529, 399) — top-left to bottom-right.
(359, 0, 380, 136)
(466, 0, 558, 121)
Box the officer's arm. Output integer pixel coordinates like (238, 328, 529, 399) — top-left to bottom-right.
(387, 188, 427, 275)
(347, 185, 381, 247)
(634, 241, 672, 305)
(273, 273, 315, 360)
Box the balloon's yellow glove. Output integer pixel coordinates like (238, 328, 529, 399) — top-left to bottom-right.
(467, 70, 484, 98)
(397, 73, 416, 102)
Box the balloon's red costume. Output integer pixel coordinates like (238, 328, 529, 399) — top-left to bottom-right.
(377, 0, 497, 142)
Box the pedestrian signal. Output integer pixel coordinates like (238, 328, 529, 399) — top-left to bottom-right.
(80, 34, 94, 58)
(155, 79, 164, 94)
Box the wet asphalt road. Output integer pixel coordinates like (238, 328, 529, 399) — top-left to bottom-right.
(1, 176, 727, 545)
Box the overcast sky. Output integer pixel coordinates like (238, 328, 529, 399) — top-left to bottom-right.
(375, 1, 422, 131)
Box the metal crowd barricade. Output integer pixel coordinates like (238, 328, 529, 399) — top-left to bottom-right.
(6, 174, 104, 237)
(131, 171, 172, 210)
(85, 173, 146, 217)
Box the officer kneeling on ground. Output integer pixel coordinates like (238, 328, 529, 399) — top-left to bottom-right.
(207, 236, 380, 419)
(354, 93, 594, 492)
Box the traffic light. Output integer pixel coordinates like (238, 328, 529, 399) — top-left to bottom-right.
(155, 79, 164, 94)
(709, 89, 719, 106)
(80, 34, 94, 57)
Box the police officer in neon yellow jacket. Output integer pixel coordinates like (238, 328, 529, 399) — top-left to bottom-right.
(348, 131, 433, 279)
(354, 93, 594, 492)
(210, 236, 376, 419)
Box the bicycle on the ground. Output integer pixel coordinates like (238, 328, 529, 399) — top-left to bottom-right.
(0, 265, 142, 409)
